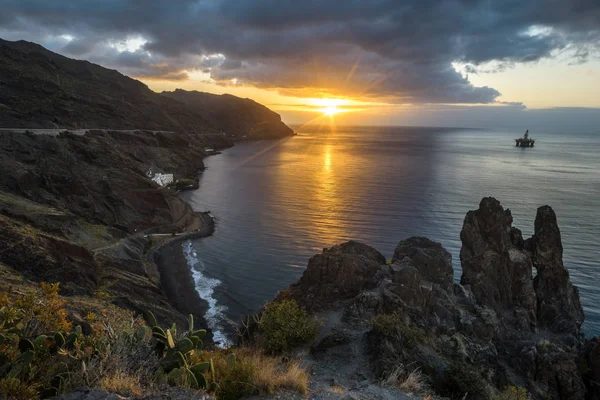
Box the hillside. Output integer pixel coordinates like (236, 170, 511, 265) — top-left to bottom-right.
(162, 89, 294, 139)
(0, 39, 295, 364)
(0, 39, 293, 139)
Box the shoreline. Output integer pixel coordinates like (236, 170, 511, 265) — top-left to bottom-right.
(148, 212, 215, 336)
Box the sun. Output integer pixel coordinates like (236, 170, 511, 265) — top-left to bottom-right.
(322, 105, 339, 116)
(314, 98, 345, 116)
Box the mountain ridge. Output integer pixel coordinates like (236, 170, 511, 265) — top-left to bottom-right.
(161, 89, 294, 139)
(0, 38, 293, 139)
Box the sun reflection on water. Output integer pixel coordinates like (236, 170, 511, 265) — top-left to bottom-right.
(323, 144, 332, 171)
(271, 125, 354, 247)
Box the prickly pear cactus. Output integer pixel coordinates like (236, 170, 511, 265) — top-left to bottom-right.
(144, 311, 217, 390)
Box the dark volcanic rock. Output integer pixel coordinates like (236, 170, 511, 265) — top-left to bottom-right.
(310, 328, 353, 355)
(283, 241, 386, 311)
(584, 339, 600, 399)
(0, 129, 225, 331)
(531, 206, 584, 335)
(460, 197, 537, 333)
(0, 39, 293, 140)
(161, 89, 294, 139)
(393, 236, 454, 292)
(277, 198, 587, 400)
(515, 342, 586, 400)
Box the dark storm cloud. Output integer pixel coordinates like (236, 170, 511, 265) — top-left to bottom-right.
(1, 0, 599, 103)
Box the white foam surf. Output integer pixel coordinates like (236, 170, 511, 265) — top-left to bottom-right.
(182, 240, 232, 347)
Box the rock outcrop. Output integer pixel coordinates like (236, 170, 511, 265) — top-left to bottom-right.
(279, 198, 590, 400)
(460, 197, 538, 334)
(283, 241, 386, 311)
(530, 206, 584, 335)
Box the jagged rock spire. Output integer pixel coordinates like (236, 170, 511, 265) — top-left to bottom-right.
(459, 197, 537, 332)
(530, 205, 584, 334)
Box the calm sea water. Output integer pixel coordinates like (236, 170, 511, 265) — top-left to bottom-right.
(180, 126, 600, 345)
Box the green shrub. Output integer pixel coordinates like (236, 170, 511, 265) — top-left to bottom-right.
(0, 282, 72, 336)
(439, 363, 489, 400)
(494, 386, 530, 400)
(371, 313, 399, 336)
(398, 324, 433, 346)
(0, 377, 38, 400)
(171, 178, 198, 190)
(259, 300, 318, 353)
(145, 235, 154, 251)
(370, 313, 432, 346)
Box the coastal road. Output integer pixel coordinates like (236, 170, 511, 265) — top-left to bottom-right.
(0, 128, 175, 136)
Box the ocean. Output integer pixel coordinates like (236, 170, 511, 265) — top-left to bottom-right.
(180, 125, 600, 345)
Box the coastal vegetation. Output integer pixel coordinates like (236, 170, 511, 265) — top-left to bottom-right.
(170, 178, 199, 191)
(371, 313, 433, 347)
(495, 386, 531, 400)
(0, 283, 309, 399)
(258, 299, 319, 353)
(383, 366, 429, 394)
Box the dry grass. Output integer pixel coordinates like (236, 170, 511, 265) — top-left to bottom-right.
(201, 346, 309, 399)
(98, 370, 143, 397)
(329, 384, 345, 394)
(237, 347, 308, 395)
(384, 365, 429, 394)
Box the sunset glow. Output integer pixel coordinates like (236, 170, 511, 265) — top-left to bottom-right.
(322, 105, 339, 116)
(313, 98, 346, 116)
(15, 0, 597, 130)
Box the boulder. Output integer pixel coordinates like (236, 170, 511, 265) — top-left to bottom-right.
(393, 237, 454, 292)
(285, 240, 386, 311)
(311, 328, 353, 355)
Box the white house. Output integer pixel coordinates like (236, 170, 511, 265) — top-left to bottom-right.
(151, 173, 174, 187)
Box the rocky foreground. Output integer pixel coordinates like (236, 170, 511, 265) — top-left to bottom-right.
(271, 198, 599, 400)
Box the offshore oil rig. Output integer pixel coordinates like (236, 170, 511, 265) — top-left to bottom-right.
(515, 129, 535, 147)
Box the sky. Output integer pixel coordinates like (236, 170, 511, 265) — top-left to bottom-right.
(1, 0, 599, 132)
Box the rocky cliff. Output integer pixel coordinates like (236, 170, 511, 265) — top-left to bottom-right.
(0, 38, 295, 328)
(277, 197, 596, 400)
(0, 39, 293, 139)
(0, 129, 229, 328)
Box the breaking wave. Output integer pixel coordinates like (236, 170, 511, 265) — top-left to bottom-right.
(182, 240, 232, 347)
